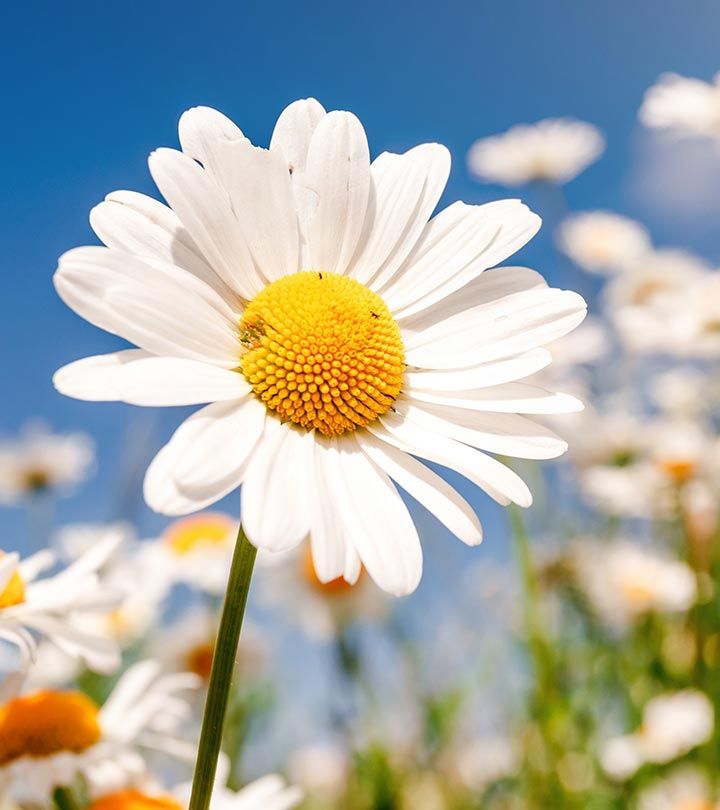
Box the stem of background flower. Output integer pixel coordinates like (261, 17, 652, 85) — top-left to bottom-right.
(52, 787, 81, 810)
(188, 525, 257, 810)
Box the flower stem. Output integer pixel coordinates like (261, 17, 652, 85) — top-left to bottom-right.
(188, 525, 257, 810)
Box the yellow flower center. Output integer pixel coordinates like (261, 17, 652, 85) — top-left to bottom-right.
(302, 545, 363, 596)
(88, 791, 183, 810)
(164, 513, 235, 555)
(676, 801, 714, 810)
(620, 580, 655, 609)
(240, 272, 404, 436)
(658, 457, 696, 484)
(0, 552, 25, 609)
(0, 690, 101, 764)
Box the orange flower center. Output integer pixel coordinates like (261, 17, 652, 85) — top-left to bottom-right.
(240, 272, 404, 436)
(0, 690, 101, 765)
(164, 513, 235, 555)
(185, 641, 215, 680)
(88, 791, 183, 810)
(302, 546, 362, 596)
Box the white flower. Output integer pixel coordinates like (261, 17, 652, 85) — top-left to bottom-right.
(601, 690, 714, 780)
(53, 523, 166, 650)
(650, 367, 710, 417)
(137, 513, 238, 596)
(0, 534, 124, 681)
(257, 544, 386, 639)
(452, 736, 517, 791)
(0, 660, 200, 804)
(287, 742, 348, 800)
(572, 539, 697, 629)
(147, 603, 266, 682)
(0, 423, 94, 504)
(638, 766, 719, 810)
(53, 98, 587, 597)
(557, 211, 650, 275)
(640, 72, 720, 140)
(467, 119, 604, 186)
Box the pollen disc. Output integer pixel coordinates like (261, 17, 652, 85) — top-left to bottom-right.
(240, 272, 404, 436)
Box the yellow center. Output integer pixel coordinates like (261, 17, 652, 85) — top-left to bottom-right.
(621, 580, 655, 609)
(164, 513, 235, 555)
(0, 552, 25, 609)
(676, 801, 714, 810)
(240, 272, 404, 436)
(0, 690, 101, 764)
(88, 791, 183, 810)
(658, 458, 696, 484)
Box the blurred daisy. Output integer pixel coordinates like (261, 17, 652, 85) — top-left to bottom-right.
(287, 742, 348, 802)
(139, 513, 238, 596)
(651, 367, 710, 417)
(148, 603, 266, 682)
(556, 211, 650, 274)
(681, 273, 720, 357)
(467, 119, 604, 186)
(55, 523, 169, 648)
(0, 535, 123, 679)
(451, 736, 517, 792)
(601, 690, 714, 780)
(90, 773, 302, 810)
(638, 766, 719, 810)
(607, 249, 709, 354)
(54, 98, 587, 596)
(0, 659, 200, 804)
(258, 545, 386, 639)
(572, 539, 697, 629)
(640, 72, 720, 140)
(0, 423, 94, 505)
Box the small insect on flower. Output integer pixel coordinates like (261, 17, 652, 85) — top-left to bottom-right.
(54, 98, 587, 596)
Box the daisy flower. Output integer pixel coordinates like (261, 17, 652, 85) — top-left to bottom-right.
(53, 98, 587, 596)
(0, 422, 94, 505)
(556, 211, 650, 275)
(138, 513, 238, 596)
(467, 119, 604, 186)
(287, 742, 348, 801)
(0, 659, 200, 804)
(257, 545, 386, 639)
(147, 603, 266, 682)
(571, 539, 697, 629)
(640, 72, 720, 140)
(0, 534, 123, 680)
(88, 754, 302, 810)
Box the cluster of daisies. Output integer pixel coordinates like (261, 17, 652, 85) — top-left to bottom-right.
(2, 71, 720, 808)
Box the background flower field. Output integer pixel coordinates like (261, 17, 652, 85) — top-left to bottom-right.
(2, 1, 720, 808)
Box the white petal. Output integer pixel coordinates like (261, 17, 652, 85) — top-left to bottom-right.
(54, 247, 240, 367)
(322, 435, 422, 596)
(401, 266, 547, 331)
(178, 106, 246, 183)
(371, 413, 532, 508)
(303, 111, 371, 274)
(407, 382, 584, 414)
(22, 616, 120, 674)
(149, 148, 265, 299)
(210, 138, 300, 281)
(241, 420, 314, 553)
(144, 398, 265, 516)
(0, 554, 20, 594)
(404, 287, 587, 369)
(270, 98, 327, 266)
(54, 351, 249, 406)
(89, 190, 237, 306)
(357, 431, 483, 546)
(350, 144, 450, 288)
(310, 440, 351, 582)
(405, 349, 552, 391)
(397, 399, 568, 459)
(100, 660, 162, 732)
(386, 201, 542, 319)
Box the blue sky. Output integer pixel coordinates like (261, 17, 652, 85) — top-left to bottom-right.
(2, 0, 719, 564)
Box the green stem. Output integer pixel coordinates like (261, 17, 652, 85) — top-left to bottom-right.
(52, 787, 81, 810)
(188, 525, 257, 810)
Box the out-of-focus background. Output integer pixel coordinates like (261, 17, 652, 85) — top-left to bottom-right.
(3, 2, 720, 808)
